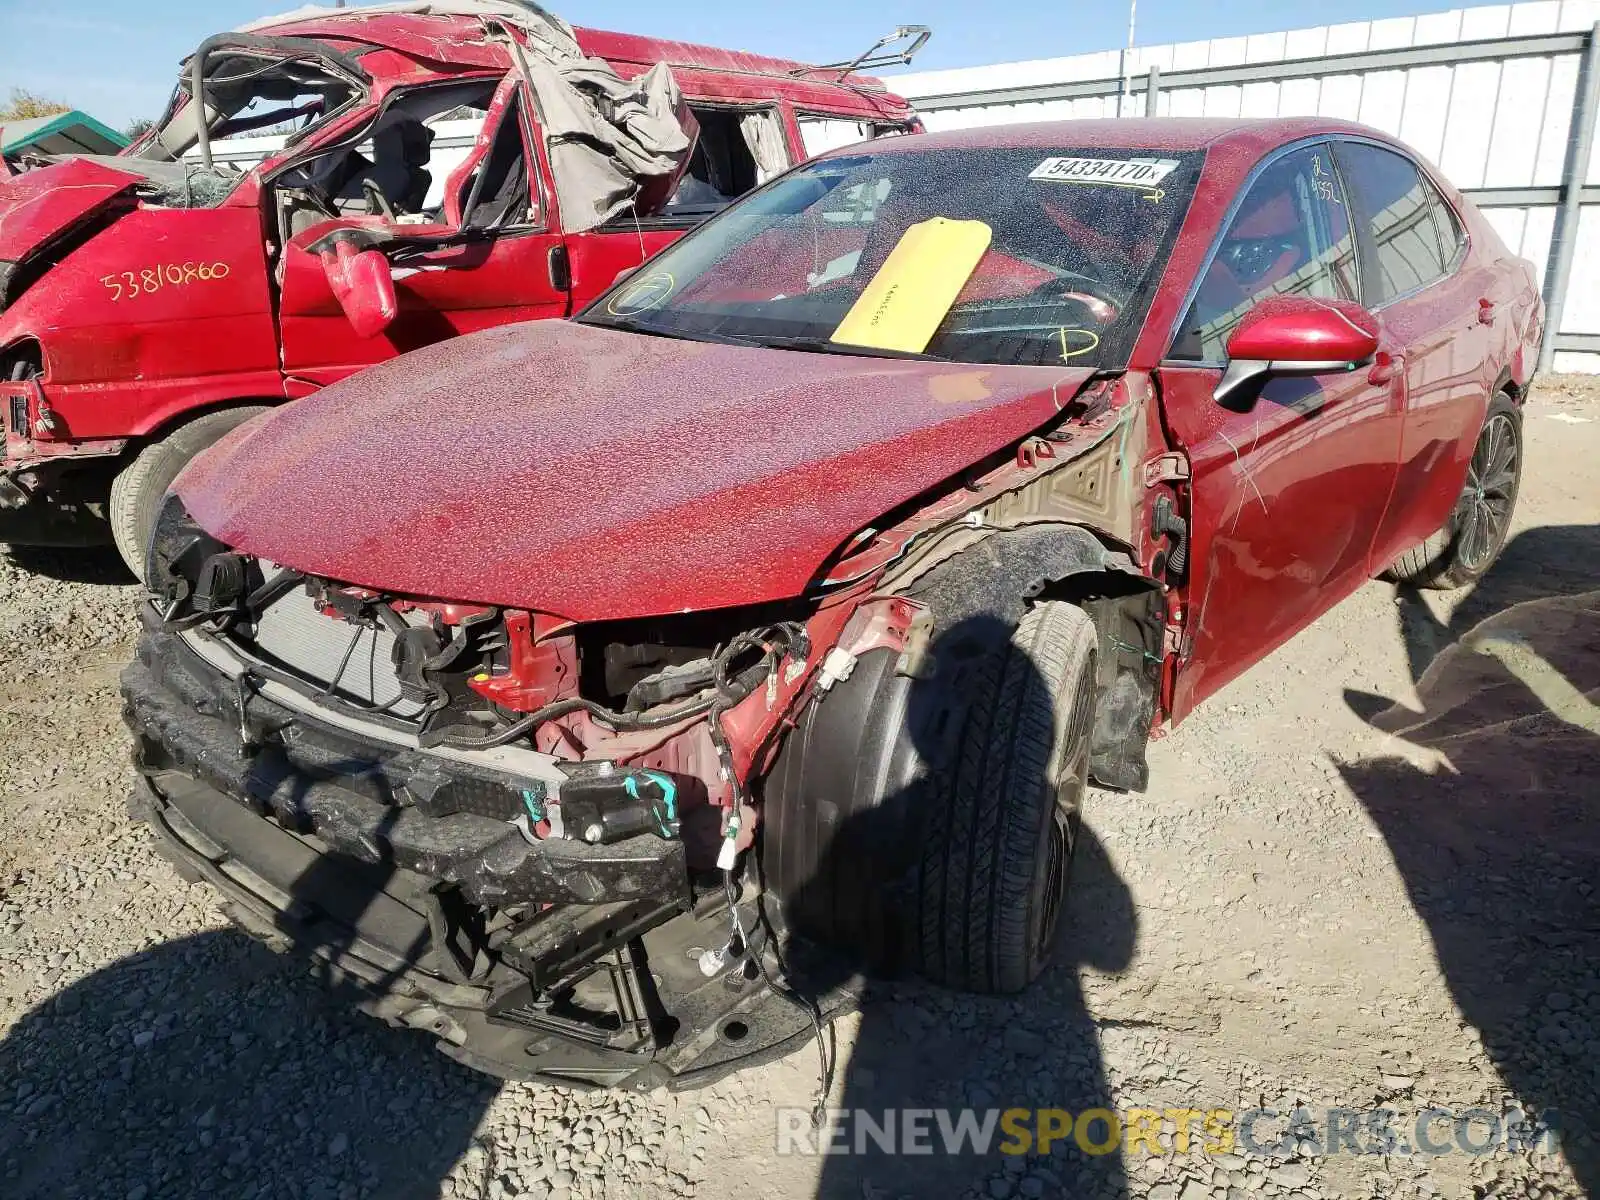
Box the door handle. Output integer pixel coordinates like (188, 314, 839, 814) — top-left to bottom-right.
(1368, 351, 1405, 386)
(1477, 298, 1498, 325)
(547, 244, 572, 292)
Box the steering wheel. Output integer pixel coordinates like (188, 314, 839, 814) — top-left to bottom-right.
(1028, 272, 1126, 324)
(362, 179, 399, 222)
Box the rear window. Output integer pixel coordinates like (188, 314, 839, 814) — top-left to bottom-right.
(1336, 142, 1456, 304)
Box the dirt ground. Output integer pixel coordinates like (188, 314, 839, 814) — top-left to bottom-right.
(1, 379, 1597, 1200)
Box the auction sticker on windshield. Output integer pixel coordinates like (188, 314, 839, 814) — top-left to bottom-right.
(1029, 156, 1181, 188)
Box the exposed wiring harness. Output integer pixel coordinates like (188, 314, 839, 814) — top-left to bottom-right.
(436, 622, 810, 750)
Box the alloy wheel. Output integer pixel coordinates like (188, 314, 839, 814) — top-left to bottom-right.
(1455, 411, 1520, 572)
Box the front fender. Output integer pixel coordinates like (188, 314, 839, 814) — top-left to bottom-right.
(898, 524, 1163, 792)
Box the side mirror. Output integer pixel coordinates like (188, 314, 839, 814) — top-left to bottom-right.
(321, 241, 397, 339)
(1214, 296, 1379, 408)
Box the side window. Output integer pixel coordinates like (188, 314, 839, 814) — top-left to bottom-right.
(1172, 144, 1359, 362)
(1429, 186, 1467, 270)
(274, 79, 502, 235)
(797, 116, 876, 157)
(1335, 142, 1451, 304)
(664, 107, 788, 217)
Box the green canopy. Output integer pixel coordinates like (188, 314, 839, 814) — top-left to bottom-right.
(1, 111, 128, 157)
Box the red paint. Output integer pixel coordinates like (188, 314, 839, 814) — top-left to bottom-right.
(0, 8, 914, 517)
(0, 158, 142, 263)
(1225, 295, 1379, 364)
(322, 244, 398, 339)
(178, 319, 1094, 620)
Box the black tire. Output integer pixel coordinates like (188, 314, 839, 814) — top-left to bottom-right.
(109, 406, 272, 580)
(1384, 393, 1522, 590)
(764, 600, 1097, 994)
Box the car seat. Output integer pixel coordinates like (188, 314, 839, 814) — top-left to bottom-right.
(337, 112, 435, 216)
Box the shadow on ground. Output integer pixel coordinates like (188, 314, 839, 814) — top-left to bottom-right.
(1342, 524, 1600, 1194)
(809, 827, 1136, 1200)
(771, 611, 1138, 1200)
(0, 930, 496, 1199)
(4, 544, 136, 586)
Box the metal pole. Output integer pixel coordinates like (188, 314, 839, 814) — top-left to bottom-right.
(1118, 0, 1139, 117)
(1145, 64, 1161, 116)
(1540, 20, 1600, 373)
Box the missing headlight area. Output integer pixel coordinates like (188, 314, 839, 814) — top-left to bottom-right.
(145, 497, 830, 859)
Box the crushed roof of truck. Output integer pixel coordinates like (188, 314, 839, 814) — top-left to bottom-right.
(242, 3, 899, 93)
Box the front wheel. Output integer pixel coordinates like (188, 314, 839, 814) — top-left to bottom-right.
(1384, 393, 1523, 590)
(110, 406, 272, 580)
(764, 600, 1098, 994)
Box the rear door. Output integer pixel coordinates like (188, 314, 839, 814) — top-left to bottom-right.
(1161, 141, 1404, 719)
(275, 73, 568, 389)
(1331, 139, 1496, 572)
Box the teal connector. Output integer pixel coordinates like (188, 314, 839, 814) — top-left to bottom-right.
(624, 769, 679, 837)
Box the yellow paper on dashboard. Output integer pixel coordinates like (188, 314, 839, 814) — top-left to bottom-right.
(831, 217, 992, 353)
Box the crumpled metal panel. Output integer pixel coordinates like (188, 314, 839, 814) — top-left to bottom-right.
(178, 320, 1095, 620)
(0, 158, 141, 264)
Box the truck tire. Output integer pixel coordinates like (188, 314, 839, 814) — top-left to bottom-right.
(764, 600, 1097, 995)
(1383, 393, 1522, 590)
(110, 406, 272, 580)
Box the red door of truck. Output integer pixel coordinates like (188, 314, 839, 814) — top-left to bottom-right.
(275, 73, 569, 389)
(1161, 142, 1404, 720)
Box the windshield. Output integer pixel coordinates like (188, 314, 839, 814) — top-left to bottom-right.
(579, 144, 1203, 367)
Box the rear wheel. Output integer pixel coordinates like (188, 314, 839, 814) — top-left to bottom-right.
(110, 406, 272, 580)
(1384, 393, 1522, 590)
(764, 600, 1097, 994)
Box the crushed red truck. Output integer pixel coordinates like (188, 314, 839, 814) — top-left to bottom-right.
(117, 92, 1541, 1094)
(0, 2, 923, 574)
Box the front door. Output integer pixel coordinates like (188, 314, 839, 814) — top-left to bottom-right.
(1162, 141, 1405, 719)
(274, 73, 568, 389)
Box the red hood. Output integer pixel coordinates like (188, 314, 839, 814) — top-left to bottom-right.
(0, 158, 142, 264)
(179, 321, 1091, 620)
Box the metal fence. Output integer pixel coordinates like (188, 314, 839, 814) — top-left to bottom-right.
(894, 6, 1600, 371)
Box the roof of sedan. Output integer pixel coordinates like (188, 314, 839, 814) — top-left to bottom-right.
(880, 116, 1379, 155)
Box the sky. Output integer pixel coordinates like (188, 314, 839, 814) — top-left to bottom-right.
(0, 0, 1463, 129)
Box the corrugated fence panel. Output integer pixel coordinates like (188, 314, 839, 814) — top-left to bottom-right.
(1400, 65, 1457, 163)
(1319, 75, 1366, 119)
(1438, 62, 1502, 181)
(1240, 81, 1282, 117)
(1481, 205, 1531, 251)
(1539, 54, 1582, 183)
(1486, 57, 1554, 184)
(1358, 70, 1410, 134)
(1278, 77, 1324, 116)
(1557, 206, 1600, 330)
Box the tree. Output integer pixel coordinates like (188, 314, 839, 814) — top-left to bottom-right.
(124, 118, 154, 141)
(0, 89, 71, 122)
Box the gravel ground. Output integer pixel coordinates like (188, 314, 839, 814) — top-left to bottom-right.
(2, 380, 1597, 1200)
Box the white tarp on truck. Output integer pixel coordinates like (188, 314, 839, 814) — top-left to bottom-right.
(241, 0, 693, 230)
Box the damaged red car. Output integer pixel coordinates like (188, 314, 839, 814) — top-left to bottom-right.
(123, 117, 1541, 1089)
(0, 2, 921, 575)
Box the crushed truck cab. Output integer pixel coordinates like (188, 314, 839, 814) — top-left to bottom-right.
(0, 2, 920, 574)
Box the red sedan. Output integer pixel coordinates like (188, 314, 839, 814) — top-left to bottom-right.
(124, 118, 1541, 1087)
